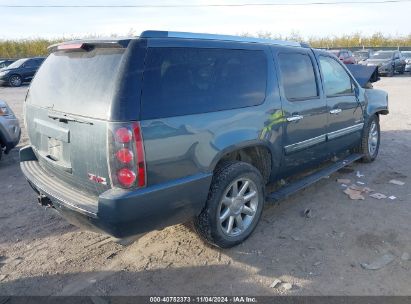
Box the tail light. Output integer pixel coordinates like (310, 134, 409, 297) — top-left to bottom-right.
(108, 122, 146, 189)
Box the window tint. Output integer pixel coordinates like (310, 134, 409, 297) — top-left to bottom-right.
(278, 53, 318, 100)
(141, 47, 267, 119)
(24, 60, 37, 68)
(35, 58, 45, 66)
(28, 49, 125, 119)
(319, 56, 353, 97)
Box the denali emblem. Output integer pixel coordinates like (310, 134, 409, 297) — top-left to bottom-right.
(88, 173, 107, 185)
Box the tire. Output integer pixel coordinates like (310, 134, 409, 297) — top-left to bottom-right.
(194, 161, 264, 248)
(359, 115, 380, 163)
(9, 75, 22, 87)
(399, 66, 405, 75)
(388, 67, 394, 77)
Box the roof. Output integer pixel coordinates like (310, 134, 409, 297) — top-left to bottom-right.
(140, 30, 306, 48)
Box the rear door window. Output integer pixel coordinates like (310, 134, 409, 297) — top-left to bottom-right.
(319, 56, 353, 97)
(278, 53, 318, 101)
(141, 47, 267, 119)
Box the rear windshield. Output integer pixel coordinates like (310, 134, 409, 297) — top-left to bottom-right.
(27, 48, 125, 119)
(141, 47, 267, 119)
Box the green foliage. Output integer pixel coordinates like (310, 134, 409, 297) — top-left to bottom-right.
(244, 32, 411, 48)
(1, 32, 411, 58)
(0, 39, 62, 59)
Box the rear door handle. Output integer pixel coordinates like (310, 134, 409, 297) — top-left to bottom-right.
(330, 108, 342, 115)
(286, 115, 304, 122)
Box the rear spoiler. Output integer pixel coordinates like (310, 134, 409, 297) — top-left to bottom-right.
(346, 64, 380, 88)
(48, 38, 132, 52)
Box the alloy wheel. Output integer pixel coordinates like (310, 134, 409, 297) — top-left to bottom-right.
(368, 120, 379, 156)
(9, 76, 22, 87)
(218, 178, 259, 237)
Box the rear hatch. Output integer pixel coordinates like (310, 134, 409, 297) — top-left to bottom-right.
(25, 42, 128, 196)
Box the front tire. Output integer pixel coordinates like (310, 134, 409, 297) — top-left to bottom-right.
(359, 115, 380, 163)
(9, 75, 22, 87)
(194, 161, 264, 248)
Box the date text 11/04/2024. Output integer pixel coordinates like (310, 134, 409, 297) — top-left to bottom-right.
(149, 296, 257, 303)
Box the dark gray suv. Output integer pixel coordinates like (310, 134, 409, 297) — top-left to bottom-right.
(20, 31, 388, 248)
(362, 50, 406, 76)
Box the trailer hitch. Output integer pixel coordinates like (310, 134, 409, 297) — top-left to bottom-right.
(37, 194, 54, 208)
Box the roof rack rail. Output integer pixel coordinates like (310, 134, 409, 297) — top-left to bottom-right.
(140, 30, 305, 48)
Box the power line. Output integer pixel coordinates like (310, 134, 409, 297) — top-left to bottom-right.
(1, 0, 411, 8)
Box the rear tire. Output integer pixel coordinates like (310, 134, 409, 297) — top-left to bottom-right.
(359, 115, 380, 163)
(388, 67, 394, 77)
(194, 161, 264, 248)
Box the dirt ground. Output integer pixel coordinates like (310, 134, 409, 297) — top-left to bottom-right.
(0, 75, 411, 296)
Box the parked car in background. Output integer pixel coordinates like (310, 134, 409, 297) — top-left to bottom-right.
(401, 51, 411, 72)
(353, 50, 373, 64)
(0, 60, 16, 69)
(0, 57, 45, 87)
(20, 31, 388, 248)
(0, 99, 21, 160)
(362, 50, 406, 76)
(328, 49, 356, 64)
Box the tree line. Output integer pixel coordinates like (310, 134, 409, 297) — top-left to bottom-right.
(1, 32, 411, 58)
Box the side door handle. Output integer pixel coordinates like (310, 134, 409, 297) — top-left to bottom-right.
(330, 108, 342, 115)
(286, 115, 304, 122)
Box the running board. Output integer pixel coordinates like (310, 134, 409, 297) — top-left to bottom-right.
(267, 153, 363, 203)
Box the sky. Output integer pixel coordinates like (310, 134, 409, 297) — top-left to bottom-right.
(1, 0, 411, 39)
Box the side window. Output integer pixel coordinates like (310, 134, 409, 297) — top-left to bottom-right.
(34, 59, 43, 67)
(319, 56, 353, 97)
(141, 47, 267, 119)
(278, 53, 318, 101)
(23, 60, 36, 68)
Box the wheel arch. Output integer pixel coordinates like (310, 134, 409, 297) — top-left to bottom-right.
(210, 140, 273, 184)
(365, 88, 389, 118)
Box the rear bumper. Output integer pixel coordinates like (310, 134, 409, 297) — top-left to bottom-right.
(20, 146, 212, 238)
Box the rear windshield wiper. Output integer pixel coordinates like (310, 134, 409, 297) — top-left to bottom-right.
(48, 112, 93, 125)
